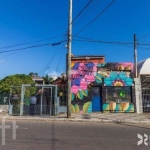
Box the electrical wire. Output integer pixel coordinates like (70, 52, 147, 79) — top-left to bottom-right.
(0, 40, 66, 54)
(72, 0, 94, 23)
(38, 26, 68, 75)
(73, 0, 101, 28)
(0, 51, 18, 59)
(56, 45, 66, 72)
(137, 46, 150, 50)
(66, 0, 95, 37)
(38, 44, 64, 74)
(138, 43, 150, 46)
(0, 35, 66, 50)
(14, 24, 67, 44)
(75, 0, 116, 35)
(74, 36, 133, 45)
(137, 33, 150, 40)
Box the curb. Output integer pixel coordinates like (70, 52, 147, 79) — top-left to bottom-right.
(2, 117, 150, 124)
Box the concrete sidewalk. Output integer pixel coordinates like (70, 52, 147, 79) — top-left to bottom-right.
(0, 113, 150, 124)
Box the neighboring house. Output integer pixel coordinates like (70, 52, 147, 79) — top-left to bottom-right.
(70, 55, 135, 113)
(137, 58, 150, 113)
(31, 76, 44, 84)
(51, 77, 67, 106)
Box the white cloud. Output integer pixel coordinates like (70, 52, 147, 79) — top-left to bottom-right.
(46, 70, 61, 80)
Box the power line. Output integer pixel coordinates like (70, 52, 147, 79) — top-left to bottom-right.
(72, 0, 94, 23)
(137, 46, 150, 50)
(38, 31, 68, 75)
(56, 45, 66, 72)
(138, 43, 150, 46)
(75, 0, 116, 35)
(0, 35, 66, 50)
(0, 40, 66, 54)
(137, 33, 150, 40)
(73, 0, 101, 28)
(0, 51, 18, 59)
(15, 24, 67, 44)
(74, 36, 150, 46)
(38, 44, 64, 74)
(74, 36, 133, 45)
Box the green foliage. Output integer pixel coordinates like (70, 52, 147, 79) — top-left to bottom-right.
(29, 72, 38, 77)
(42, 76, 54, 84)
(0, 74, 36, 96)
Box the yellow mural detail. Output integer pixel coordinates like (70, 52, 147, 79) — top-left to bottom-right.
(81, 90, 87, 96)
(70, 104, 75, 113)
(83, 102, 91, 113)
(109, 102, 116, 111)
(120, 103, 129, 112)
(75, 104, 80, 113)
(118, 104, 123, 112)
(117, 65, 124, 70)
(71, 63, 74, 68)
(124, 65, 131, 70)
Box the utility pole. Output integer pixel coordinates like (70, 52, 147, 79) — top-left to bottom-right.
(134, 34, 137, 78)
(67, 0, 72, 118)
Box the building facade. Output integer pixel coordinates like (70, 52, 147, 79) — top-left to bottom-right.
(70, 55, 135, 113)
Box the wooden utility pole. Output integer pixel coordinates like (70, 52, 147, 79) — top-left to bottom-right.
(67, 0, 72, 118)
(134, 34, 137, 78)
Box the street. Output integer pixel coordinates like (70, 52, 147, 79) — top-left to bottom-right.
(0, 121, 150, 150)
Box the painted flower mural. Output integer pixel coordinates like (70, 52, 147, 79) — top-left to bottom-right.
(113, 80, 125, 86)
(104, 71, 133, 86)
(71, 62, 104, 101)
(70, 61, 134, 113)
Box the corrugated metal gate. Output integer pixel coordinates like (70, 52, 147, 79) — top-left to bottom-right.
(141, 88, 150, 113)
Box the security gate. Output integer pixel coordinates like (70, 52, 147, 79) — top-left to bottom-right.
(141, 88, 150, 113)
(20, 84, 58, 116)
(9, 84, 58, 116)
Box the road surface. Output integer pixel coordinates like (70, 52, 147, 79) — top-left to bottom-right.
(0, 120, 150, 150)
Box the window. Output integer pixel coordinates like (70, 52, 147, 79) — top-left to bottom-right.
(105, 86, 132, 103)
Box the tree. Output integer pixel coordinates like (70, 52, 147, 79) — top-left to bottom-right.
(42, 75, 54, 84)
(0, 74, 36, 96)
(29, 72, 38, 77)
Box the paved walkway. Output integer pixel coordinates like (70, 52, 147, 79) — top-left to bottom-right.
(0, 113, 150, 124)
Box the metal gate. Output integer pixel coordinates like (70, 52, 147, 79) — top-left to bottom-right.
(141, 88, 150, 113)
(20, 84, 58, 116)
(9, 84, 58, 116)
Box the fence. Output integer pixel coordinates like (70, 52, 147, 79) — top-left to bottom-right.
(0, 93, 10, 105)
(23, 105, 55, 115)
(141, 88, 150, 113)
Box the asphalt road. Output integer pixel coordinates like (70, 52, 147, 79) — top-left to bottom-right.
(0, 120, 150, 150)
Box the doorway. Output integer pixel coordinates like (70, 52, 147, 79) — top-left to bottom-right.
(91, 86, 102, 112)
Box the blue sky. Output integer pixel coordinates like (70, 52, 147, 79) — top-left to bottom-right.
(0, 0, 150, 79)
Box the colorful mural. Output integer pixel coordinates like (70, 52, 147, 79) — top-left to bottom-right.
(103, 103, 134, 112)
(71, 62, 134, 113)
(104, 72, 133, 86)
